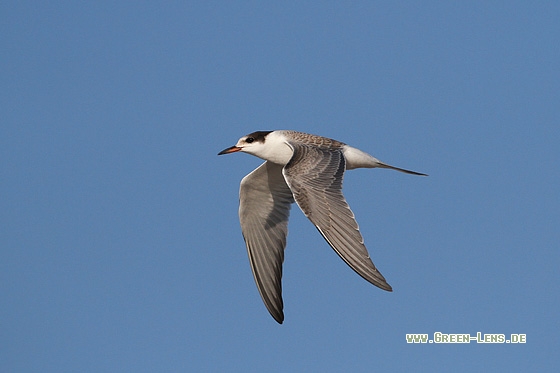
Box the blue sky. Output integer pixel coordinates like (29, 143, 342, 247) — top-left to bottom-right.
(2, 2, 558, 371)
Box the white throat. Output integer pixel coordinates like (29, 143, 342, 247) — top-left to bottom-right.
(245, 131, 294, 165)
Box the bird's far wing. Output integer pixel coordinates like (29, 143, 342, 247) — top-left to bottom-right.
(282, 144, 392, 291)
(239, 161, 294, 323)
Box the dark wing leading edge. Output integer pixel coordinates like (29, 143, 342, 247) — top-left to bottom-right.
(282, 144, 392, 291)
(239, 161, 295, 324)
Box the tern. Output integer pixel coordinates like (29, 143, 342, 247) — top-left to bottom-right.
(219, 130, 426, 323)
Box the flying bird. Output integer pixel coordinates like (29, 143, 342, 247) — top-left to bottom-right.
(218, 130, 426, 323)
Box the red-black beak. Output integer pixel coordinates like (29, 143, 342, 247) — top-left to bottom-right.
(218, 146, 242, 155)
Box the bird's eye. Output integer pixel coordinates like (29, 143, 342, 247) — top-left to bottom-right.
(246, 137, 254, 143)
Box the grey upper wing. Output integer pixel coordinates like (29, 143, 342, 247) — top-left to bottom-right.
(239, 161, 294, 324)
(282, 144, 392, 291)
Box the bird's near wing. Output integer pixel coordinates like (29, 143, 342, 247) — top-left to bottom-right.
(239, 161, 294, 324)
(282, 144, 392, 291)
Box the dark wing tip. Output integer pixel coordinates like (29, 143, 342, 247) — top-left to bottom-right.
(377, 162, 428, 176)
(270, 310, 284, 324)
(392, 167, 428, 176)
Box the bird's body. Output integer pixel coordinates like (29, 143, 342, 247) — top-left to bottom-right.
(219, 130, 425, 323)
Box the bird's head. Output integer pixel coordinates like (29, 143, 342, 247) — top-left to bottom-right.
(218, 131, 273, 157)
